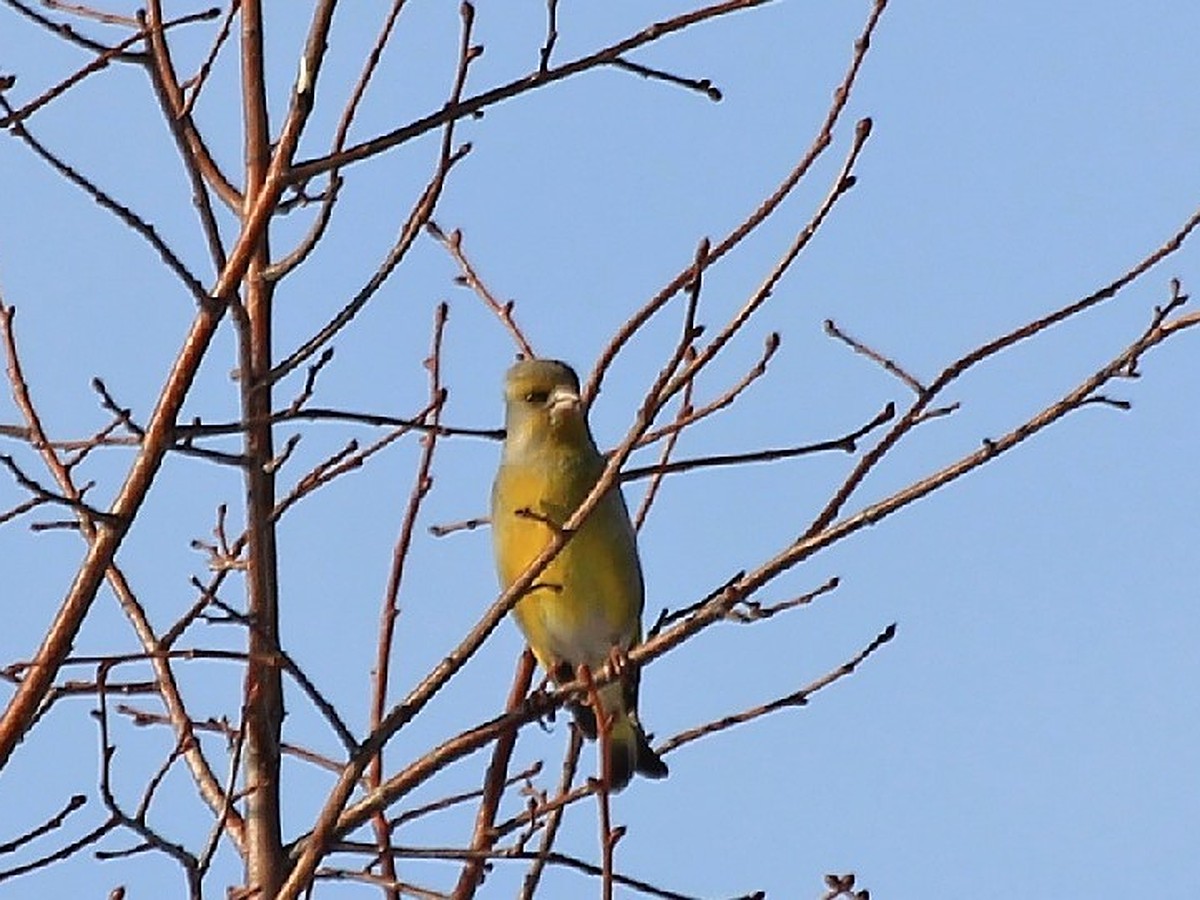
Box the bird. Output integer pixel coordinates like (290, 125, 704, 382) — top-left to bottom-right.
(491, 358, 668, 791)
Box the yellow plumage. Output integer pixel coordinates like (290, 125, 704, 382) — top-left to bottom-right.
(491, 359, 668, 790)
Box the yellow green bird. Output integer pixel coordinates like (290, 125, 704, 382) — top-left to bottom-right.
(491, 358, 668, 791)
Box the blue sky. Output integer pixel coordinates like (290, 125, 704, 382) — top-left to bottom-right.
(1, 2, 1197, 898)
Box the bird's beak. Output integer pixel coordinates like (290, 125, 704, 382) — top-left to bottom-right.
(548, 384, 581, 416)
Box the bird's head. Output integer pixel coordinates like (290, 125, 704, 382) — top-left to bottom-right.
(502, 358, 593, 453)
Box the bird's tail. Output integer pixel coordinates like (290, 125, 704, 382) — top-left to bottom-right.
(606, 709, 669, 791)
(560, 664, 668, 791)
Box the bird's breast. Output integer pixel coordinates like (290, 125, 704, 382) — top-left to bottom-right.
(492, 457, 642, 669)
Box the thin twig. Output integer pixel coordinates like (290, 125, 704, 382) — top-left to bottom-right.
(0, 794, 87, 855)
(608, 56, 722, 101)
(824, 318, 925, 394)
(142, 0, 241, 218)
(427, 222, 537, 359)
(369, 302, 450, 897)
(633, 360, 694, 531)
(390, 761, 543, 830)
(539, 0, 559, 72)
(658, 623, 896, 754)
(621, 402, 895, 482)
(115, 704, 348, 777)
(635, 331, 780, 447)
(324, 843, 705, 900)
(518, 725, 582, 898)
(0, 95, 209, 304)
(579, 665, 617, 900)
(180, 1, 239, 118)
(2, 0, 132, 54)
(630, 237, 710, 528)
(175, 404, 500, 441)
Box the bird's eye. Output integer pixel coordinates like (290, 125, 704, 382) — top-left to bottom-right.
(524, 390, 550, 404)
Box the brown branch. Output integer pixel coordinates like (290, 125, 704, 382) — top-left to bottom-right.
(116, 704, 345, 777)
(0, 453, 116, 526)
(59, 417, 126, 471)
(0, 492, 48, 526)
(141, 1, 237, 268)
(236, 0, 288, 889)
(196, 711, 245, 880)
(195, 592, 358, 754)
(107, 575, 248, 852)
(265, 141, 470, 383)
(268, 402, 437, 526)
(0, 18, 156, 127)
(622, 236, 708, 537)
(498, 782, 591, 845)
(642, 237, 710, 415)
(40, 1, 137, 26)
(314, 868, 451, 899)
(452, 650, 536, 899)
(93, 665, 201, 890)
(626, 238, 712, 528)
(725, 575, 840, 623)
(324, 843, 707, 900)
(825, 319, 958, 421)
(428, 516, 489, 538)
(632, 358, 694, 531)
(579, 665, 618, 900)
(174, 403, 501, 441)
(0, 819, 118, 883)
(90, 378, 145, 439)
(0, 420, 246, 466)
(0, 0, 333, 774)
(518, 726, 583, 899)
(285, 347, 335, 414)
(0, 666, 155, 697)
